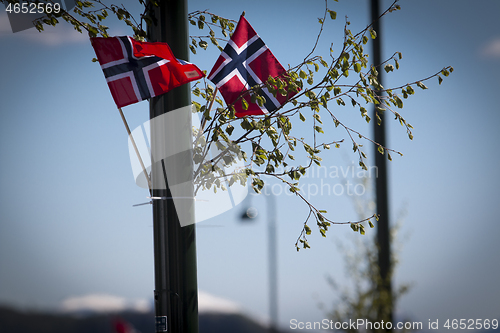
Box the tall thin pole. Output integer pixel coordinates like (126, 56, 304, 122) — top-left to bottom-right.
(371, 0, 393, 326)
(240, 190, 279, 332)
(148, 1, 198, 333)
(267, 193, 278, 333)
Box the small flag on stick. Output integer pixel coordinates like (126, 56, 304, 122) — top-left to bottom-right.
(90, 36, 204, 196)
(208, 16, 297, 117)
(91, 36, 204, 108)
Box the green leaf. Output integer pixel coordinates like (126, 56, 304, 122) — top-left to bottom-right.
(394, 96, 403, 108)
(192, 101, 201, 111)
(416, 81, 428, 90)
(354, 63, 361, 73)
(199, 40, 208, 50)
(384, 64, 394, 73)
(299, 69, 307, 79)
(329, 68, 339, 79)
(402, 89, 408, 99)
(377, 146, 384, 155)
(88, 26, 98, 37)
(256, 95, 265, 107)
(266, 164, 275, 173)
(250, 93, 257, 105)
(328, 10, 337, 20)
(368, 220, 375, 228)
(299, 113, 306, 122)
(305, 90, 316, 99)
(241, 98, 249, 110)
(305, 224, 312, 235)
(317, 213, 325, 222)
(438, 75, 443, 85)
(370, 29, 377, 39)
(226, 124, 234, 135)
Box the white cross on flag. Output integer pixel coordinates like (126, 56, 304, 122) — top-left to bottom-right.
(91, 36, 204, 108)
(208, 16, 298, 117)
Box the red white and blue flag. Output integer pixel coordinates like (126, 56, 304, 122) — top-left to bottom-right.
(91, 36, 204, 108)
(208, 16, 297, 117)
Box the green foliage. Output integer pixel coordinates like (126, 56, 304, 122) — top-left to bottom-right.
(326, 233, 414, 332)
(323, 181, 414, 332)
(189, 0, 451, 250)
(188, 10, 236, 53)
(8, 0, 453, 249)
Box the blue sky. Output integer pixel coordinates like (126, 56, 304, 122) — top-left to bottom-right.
(1, 0, 500, 331)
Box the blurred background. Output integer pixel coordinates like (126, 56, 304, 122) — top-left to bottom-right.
(1, 0, 499, 332)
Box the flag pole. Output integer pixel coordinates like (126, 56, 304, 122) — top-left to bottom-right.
(118, 107, 153, 196)
(371, 0, 393, 326)
(148, 1, 198, 332)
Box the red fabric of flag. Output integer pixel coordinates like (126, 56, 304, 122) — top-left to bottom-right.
(208, 16, 297, 117)
(91, 36, 204, 108)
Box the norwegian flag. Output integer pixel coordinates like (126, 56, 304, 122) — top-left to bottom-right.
(113, 317, 140, 333)
(91, 36, 204, 108)
(208, 16, 297, 117)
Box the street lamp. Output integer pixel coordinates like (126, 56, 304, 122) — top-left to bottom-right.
(241, 206, 259, 220)
(239, 188, 278, 333)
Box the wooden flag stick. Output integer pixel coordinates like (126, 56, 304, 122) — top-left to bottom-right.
(199, 86, 219, 133)
(118, 107, 153, 196)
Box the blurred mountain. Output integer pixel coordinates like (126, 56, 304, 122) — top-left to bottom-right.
(0, 305, 275, 333)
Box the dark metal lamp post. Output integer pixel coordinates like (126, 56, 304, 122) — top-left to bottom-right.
(239, 190, 278, 333)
